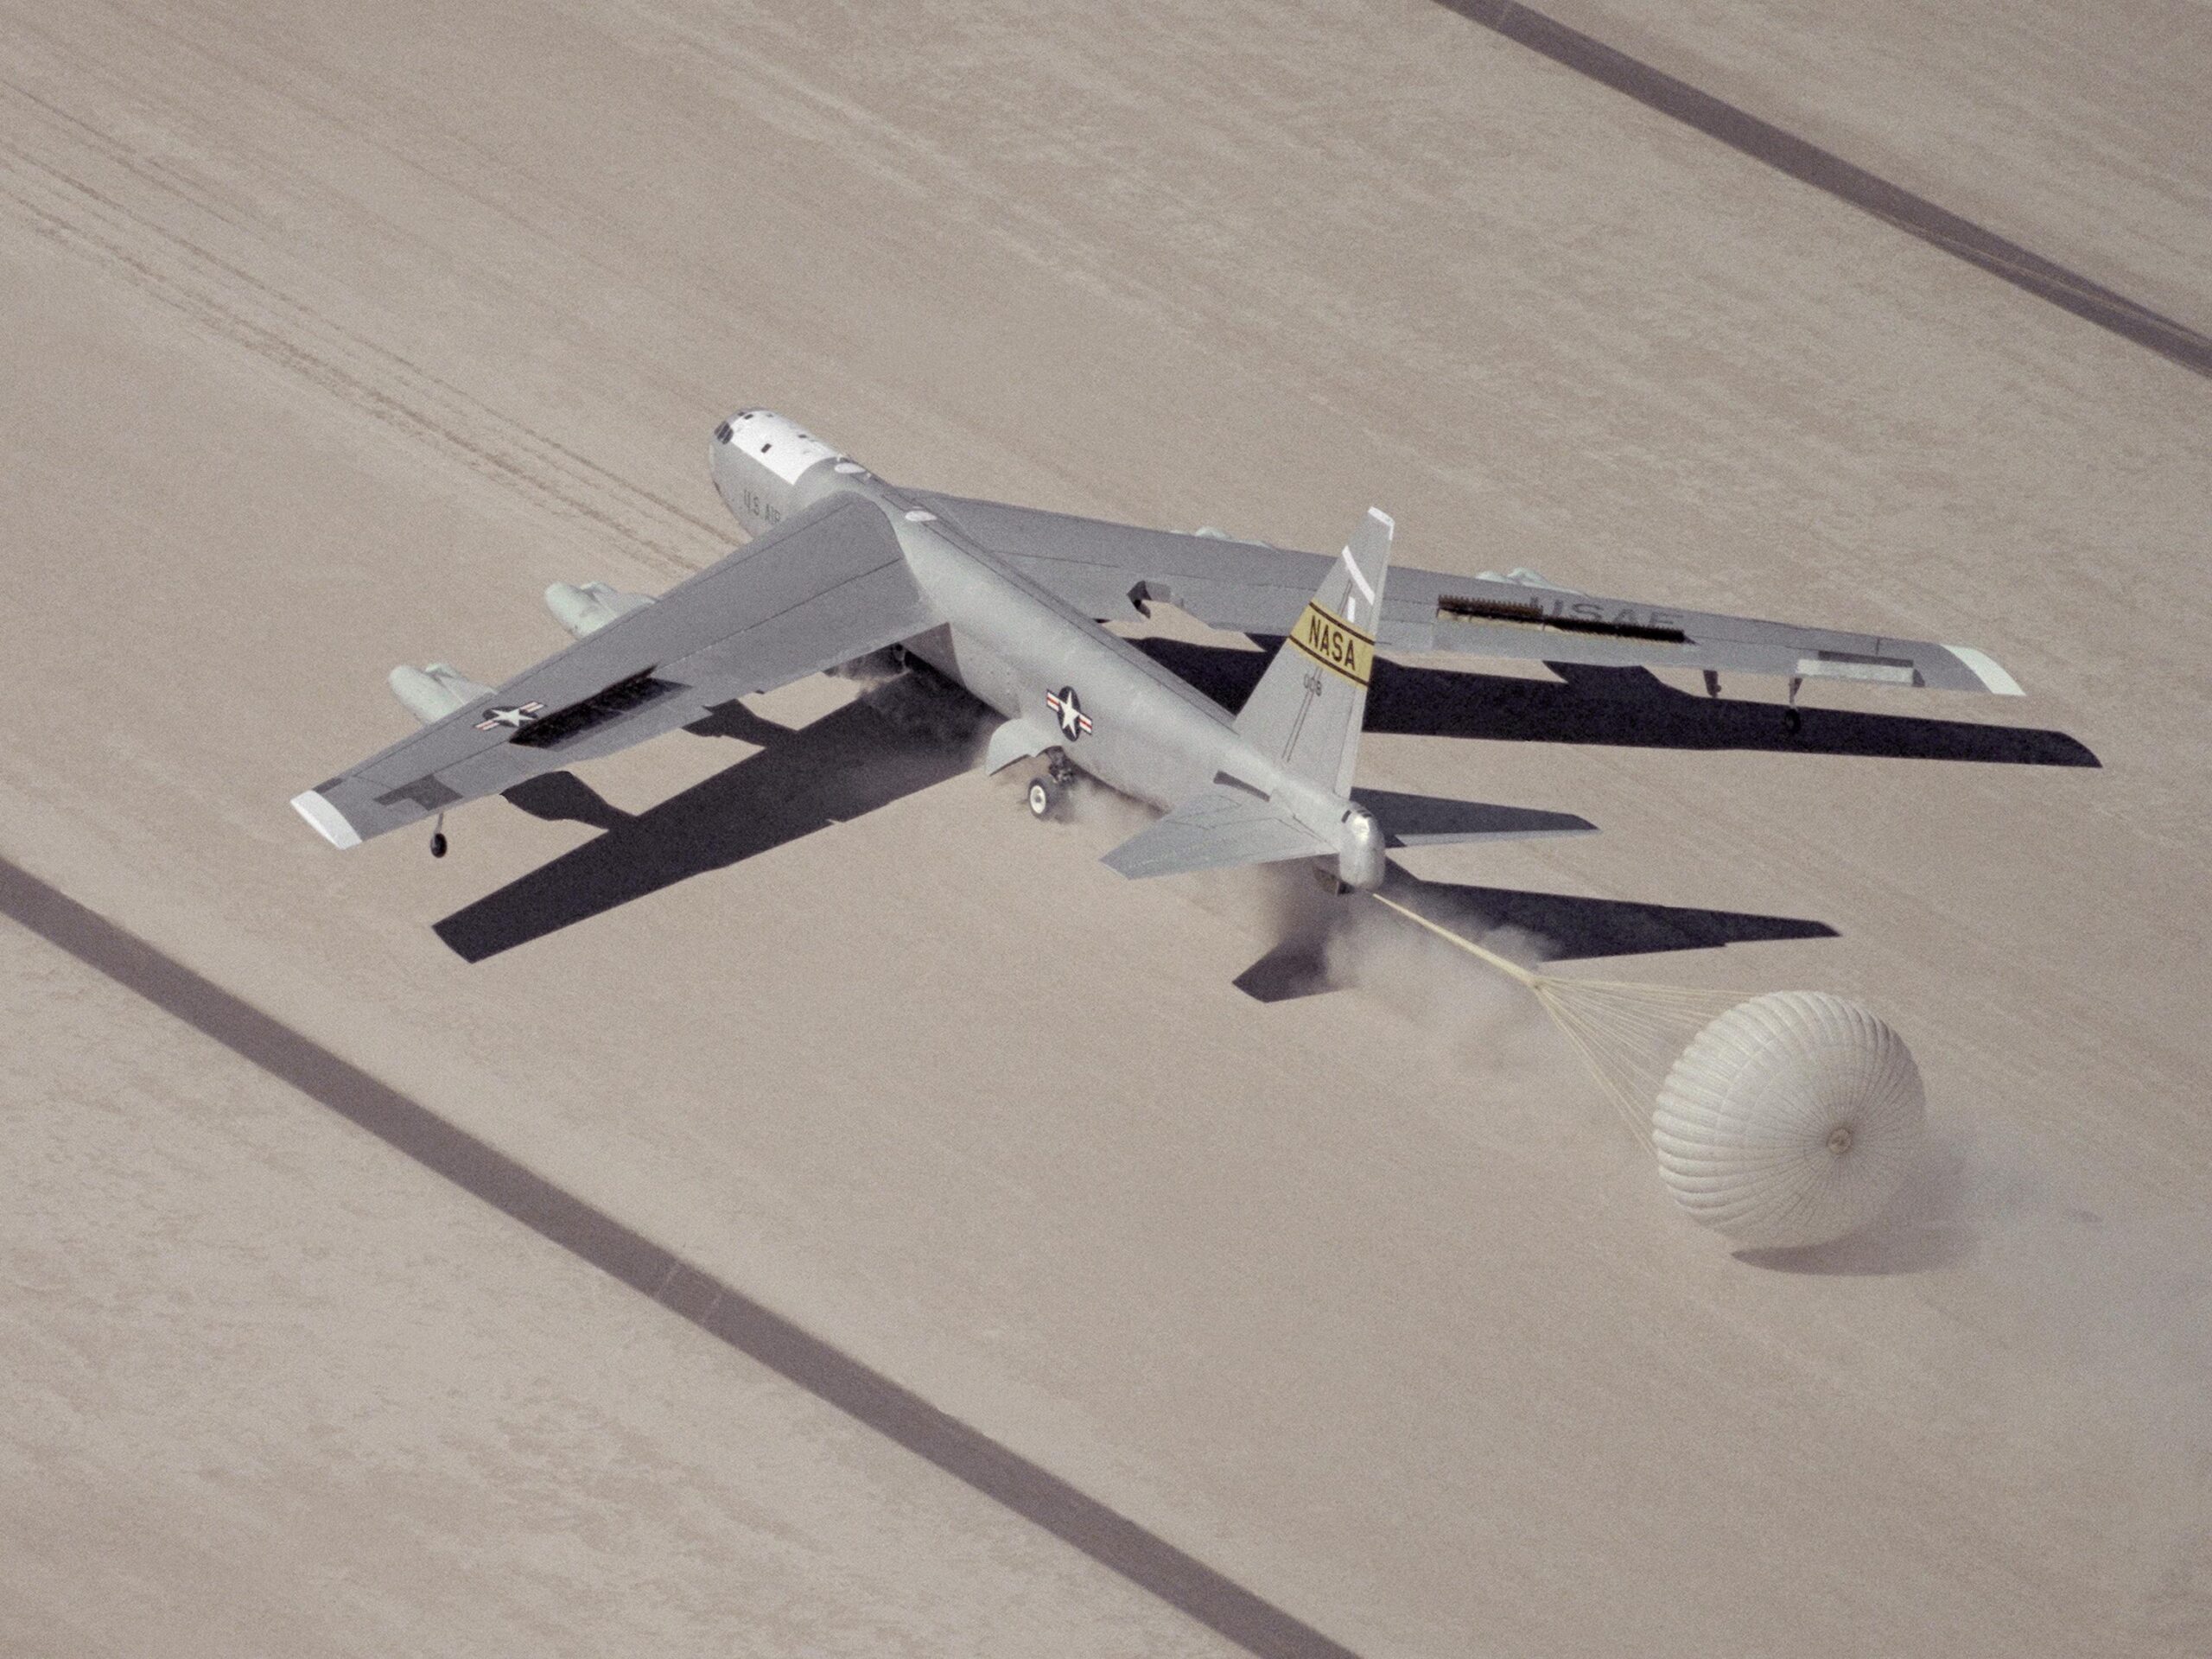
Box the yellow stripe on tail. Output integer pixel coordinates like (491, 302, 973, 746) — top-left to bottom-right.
(1286, 601, 1375, 687)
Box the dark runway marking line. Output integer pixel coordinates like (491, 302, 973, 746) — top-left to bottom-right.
(1440, 0, 2212, 379)
(0, 856, 1358, 1659)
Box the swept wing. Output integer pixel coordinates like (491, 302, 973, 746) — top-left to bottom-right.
(292, 494, 937, 849)
(910, 493, 2021, 696)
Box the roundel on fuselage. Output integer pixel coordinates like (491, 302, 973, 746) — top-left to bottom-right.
(1046, 685, 1092, 741)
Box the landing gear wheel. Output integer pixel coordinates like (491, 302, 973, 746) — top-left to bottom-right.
(429, 831, 449, 859)
(1781, 706, 1803, 737)
(1027, 778, 1061, 820)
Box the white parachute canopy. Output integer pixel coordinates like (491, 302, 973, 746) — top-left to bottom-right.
(1651, 992, 1925, 1249)
(1370, 894, 1927, 1250)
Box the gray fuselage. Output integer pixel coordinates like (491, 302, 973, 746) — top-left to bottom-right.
(711, 410, 1366, 868)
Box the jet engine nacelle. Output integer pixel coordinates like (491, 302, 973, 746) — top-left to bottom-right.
(545, 581, 653, 639)
(389, 663, 493, 725)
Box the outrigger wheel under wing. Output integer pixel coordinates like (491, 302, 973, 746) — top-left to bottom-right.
(908, 493, 2024, 696)
(290, 493, 940, 849)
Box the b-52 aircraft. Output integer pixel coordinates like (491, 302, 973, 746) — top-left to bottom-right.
(291, 410, 2022, 892)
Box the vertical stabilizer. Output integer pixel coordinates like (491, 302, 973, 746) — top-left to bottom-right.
(1232, 507, 1393, 795)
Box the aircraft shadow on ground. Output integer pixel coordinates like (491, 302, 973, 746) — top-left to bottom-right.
(435, 677, 989, 963)
(1232, 862, 1838, 1002)
(1136, 639, 2101, 766)
(442, 632, 2011, 971)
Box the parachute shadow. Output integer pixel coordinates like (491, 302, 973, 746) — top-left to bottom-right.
(1733, 1224, 1974, 1276)
(435, 678, 988, 963)
(1135, 639, 2100, 767)
(1233, 863, 1837, 1001)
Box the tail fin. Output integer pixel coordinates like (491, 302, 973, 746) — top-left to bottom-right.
(1233, 507, 1392, 796)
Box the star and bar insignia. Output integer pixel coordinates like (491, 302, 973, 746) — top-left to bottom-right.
(474, 702, 544, 731)
(1045, 686, 1092, 741)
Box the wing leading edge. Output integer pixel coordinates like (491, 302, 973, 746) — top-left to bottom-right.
(293, 494, 938, 849)
(911, 493, 2021, 697)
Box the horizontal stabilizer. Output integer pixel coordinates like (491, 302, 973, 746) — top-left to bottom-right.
(1102, 785, 1332, 880)
(1351, 787, 1597, 847)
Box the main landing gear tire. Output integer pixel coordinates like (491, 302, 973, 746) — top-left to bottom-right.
(1781, 707, 1803, 737)
(1027, 778, 1061, 819)
(429, 832, 448, 859)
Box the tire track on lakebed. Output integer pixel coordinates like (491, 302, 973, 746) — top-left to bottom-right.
(0, 67, 723, 581)
(1441, 0, 2212, 380)
(0, 855, 1361, 1659)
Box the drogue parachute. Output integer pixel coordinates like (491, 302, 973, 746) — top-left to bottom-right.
(1652, 991, 1924, 1248)
(1370, 895, 1924, 1249)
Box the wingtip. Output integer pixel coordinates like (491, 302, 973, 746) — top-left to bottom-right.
(289, 789, 363, 849)
(1944, 645, 2025, 696)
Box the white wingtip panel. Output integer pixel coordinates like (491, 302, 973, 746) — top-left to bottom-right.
(290, 790, 363, 849)
(1944, 645, 2024, 696)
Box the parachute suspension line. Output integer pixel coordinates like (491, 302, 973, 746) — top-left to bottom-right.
(1368, 890, 1741, 1142)
(1365, 892, 1929, 1250)
(1536, 978, 1732, 1146)
(1368, 890, 1541, 987)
